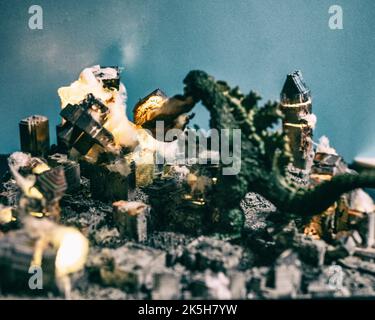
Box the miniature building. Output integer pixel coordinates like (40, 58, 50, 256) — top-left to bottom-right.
(35, 167, 67, 202)
(80, 160, 130, 202)
(34, 166, 68, 219)
(146, 163, 222, 235)
(125, 150, 155, 188)
(19, 115, 50, 157)
(308, 151, 374, 244)
(280, 71, 315, 170)
(112, 200, 149, 242)
(92, 243, 166, 292)
(58, 94, 115, 156)
(146, 176, 212, 235)
(310, 152, 347, 178)
(152, 269, 181, 300)
(47, 153, 81, 193)
(189, 271, 232, 299)
(227, 271, 247, 299)
(247, 267, 269, 297)
(274, 250, 302, 297)
(183, 236, 243, 272)
(5, 152, 67, 220)
(293, 234, 326, 267)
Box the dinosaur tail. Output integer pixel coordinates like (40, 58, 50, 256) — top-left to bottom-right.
(273, 170, 375, 217)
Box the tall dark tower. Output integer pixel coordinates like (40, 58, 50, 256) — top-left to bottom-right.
(19, 115, 50, 157)
(280, 71, 315, 170)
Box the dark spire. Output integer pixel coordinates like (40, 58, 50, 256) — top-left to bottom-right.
(280, 70, 311, 104)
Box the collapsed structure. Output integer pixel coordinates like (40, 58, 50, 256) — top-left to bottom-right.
(1, 65, 375, 299)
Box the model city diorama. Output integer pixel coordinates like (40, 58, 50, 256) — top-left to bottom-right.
(1, 66, 375, 299)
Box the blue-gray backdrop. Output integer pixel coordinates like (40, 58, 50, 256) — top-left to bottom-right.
(0, 0, 374, 162)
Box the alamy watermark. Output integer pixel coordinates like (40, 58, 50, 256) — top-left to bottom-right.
(133, 122, 242, 176)
(328, 5, 343, 30)
(28, 5, 43, 30)
(28, 265, 43, 290)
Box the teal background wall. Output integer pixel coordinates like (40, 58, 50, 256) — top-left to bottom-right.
(0, 0, 374, 162)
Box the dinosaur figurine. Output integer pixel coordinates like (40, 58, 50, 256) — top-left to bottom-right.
(174, 70, 375, 232)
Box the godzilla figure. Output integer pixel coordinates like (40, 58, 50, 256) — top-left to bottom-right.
(173, 70, 375, 233)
